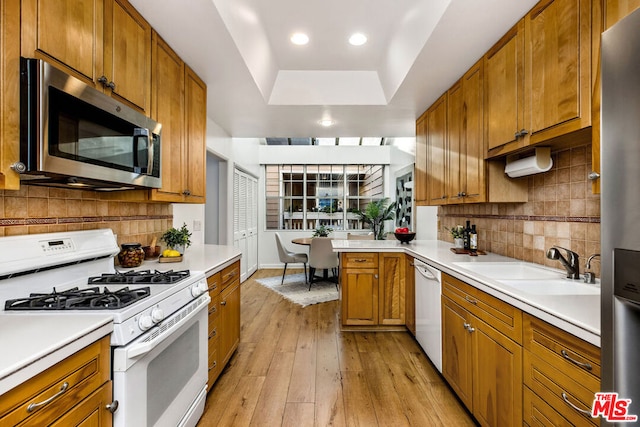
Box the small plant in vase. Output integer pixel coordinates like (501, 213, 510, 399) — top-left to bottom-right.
(161, 223, 192, 256)
(312, 225, 333, 237)
(446, 225, 465, 248)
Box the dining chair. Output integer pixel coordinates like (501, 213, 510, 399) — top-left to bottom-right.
(347, 232, 375, 240)
(308, 237, 339, 290)
(275, 232, 308, 285)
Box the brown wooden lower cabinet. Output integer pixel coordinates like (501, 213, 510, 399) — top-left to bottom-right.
(340, 252, 407, 328)
(206, 260, 241, 391)
(405, 256, 416, 335)
(441, 273, 601, 427)
(442, 296, 522, 426)
(0, 335, 112, 426)
(442, 273, 523, 426)
(523, 314, 600, 426)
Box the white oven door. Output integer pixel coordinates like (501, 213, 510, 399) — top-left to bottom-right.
(112, 294, 210, 427)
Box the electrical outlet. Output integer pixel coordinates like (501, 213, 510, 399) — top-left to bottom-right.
(193, 220, 202, 231)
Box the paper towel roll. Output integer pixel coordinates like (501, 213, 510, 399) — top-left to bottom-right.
(505, 148, 553, 178)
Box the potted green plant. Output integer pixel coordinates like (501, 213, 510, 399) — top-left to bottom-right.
(312, 224, 333, 237)
(446, 225, 465, 248)
(161, 223, 192, 254)
(358, 198, 396, 240)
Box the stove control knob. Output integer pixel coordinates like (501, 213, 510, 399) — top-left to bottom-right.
(138, 315, 154, 331)
(191, 281, 207, 297)
(151, 307, 164, 323)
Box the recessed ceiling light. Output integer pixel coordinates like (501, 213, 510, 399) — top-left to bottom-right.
(290, 33, 309, 45)
(349, 33, 367, 46)
(318, 119, 334, 127)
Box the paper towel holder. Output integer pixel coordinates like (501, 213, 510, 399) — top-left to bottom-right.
(505, 147, 553, 178)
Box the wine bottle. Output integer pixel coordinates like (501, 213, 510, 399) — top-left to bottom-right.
(463, 220, 471, 250)
(470, 224, 478, 253)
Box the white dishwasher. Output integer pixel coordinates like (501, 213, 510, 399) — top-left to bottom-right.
(414, 259, 442, 373)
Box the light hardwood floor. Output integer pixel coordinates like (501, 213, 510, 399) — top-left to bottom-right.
(198, 269, 476, 427)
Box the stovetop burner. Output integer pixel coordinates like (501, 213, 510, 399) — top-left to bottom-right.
(88, 269, 190, 285)
(4, 286, 151, 311)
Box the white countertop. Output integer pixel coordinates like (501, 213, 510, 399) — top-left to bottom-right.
(0, 243, 241, 396)
(132, 244, 242, 276)
(333, 239, 601, 346)
(0, 314, 113, 395)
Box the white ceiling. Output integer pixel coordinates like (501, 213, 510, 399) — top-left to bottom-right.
(129, 0, 538, 139)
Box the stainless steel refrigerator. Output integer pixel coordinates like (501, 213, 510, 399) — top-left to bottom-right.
(601, 7, 640, 422)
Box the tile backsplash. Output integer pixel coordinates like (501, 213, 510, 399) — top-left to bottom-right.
(0, 186, 172, 247)
(438, 144, 601, 276)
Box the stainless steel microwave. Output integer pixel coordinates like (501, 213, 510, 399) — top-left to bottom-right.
(17, 58, 162, 190)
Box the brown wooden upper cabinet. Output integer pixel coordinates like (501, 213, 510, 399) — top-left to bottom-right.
(590, 0, 640, 194)
(150, 33, 206, 203)
(416, 60, 527, 206)
(1, 0, 21, 190)
(21, 0, 152, 115)
(485, 0, 593, 158)
(414, 113, 428, 205)
(426, 94, 448, 205)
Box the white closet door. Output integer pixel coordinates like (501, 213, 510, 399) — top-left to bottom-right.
(246, 176, 258, 276)
(233, 168, 258, 281)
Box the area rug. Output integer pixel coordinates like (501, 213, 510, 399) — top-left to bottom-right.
(255, 273, 339, 307)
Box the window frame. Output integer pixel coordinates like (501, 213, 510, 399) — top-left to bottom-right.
(265, 164, 386, 231)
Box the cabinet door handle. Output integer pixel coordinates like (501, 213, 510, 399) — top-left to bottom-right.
(107, 81, 116, 90)
(221, 301, 227, 306)
(464, 295, 478, 305)
(353, 259, 368, 263)
(560, 349, 592, 371)
(561, 392, 592, 415)
(98, 75, 108, 86)
(209, 361, 217, 371)
(106, 400, 119, 413)
(27, 382, 69, 412)
(374, 274, 379, 279)
(209, 327, 217, 338)
(207, 284, 218, 292)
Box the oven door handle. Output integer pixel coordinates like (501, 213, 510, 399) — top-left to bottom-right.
(127, 295, 210, 359)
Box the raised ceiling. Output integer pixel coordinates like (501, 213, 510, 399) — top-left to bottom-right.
(129, 0, 537, 138)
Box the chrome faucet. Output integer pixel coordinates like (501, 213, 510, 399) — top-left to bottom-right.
(584, 253, 600, 284)
(546, 246, 581, 279)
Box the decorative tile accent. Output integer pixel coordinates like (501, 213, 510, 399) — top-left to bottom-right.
(0, 186, 173, 247)
(438, 143, 601, 276)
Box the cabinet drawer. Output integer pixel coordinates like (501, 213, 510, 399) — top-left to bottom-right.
(524, 350, 598, 426)
(207, 345, 219, 389)
(0, 335, 110, 426)
(49, 381, 113, 427)
(207, 272, 221, 301)
(342, 253, 379, 269)
(442, 273, 522, 342)
(208, 296, 220, 339)
(524, 386, 577, 427)
(221, 261, 240, 288)
(523, 314, 600, 381)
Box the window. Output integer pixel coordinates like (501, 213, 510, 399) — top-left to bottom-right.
(265, 165, 385, 230)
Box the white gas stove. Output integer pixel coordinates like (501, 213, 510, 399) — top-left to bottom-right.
(0, 229, 210, 427)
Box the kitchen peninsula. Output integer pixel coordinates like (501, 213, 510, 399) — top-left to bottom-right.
(333, 238, 601, 426)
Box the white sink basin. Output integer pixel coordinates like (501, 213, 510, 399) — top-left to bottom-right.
(452, 262, 564, 280)
(499, 279, 600, 296)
